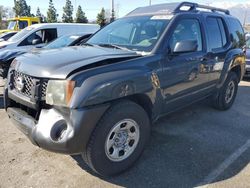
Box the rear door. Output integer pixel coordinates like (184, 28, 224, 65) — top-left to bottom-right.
(203, 16, 230, 85)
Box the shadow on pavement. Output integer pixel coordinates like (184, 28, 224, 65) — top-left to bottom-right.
(243, 77, 250, 82)
(0, 94, 3, 109)
(0, 78, 4, 109)
(45, 85, 250, 187)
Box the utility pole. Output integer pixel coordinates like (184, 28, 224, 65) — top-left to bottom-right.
(149, 0, 151, 5)
(110, 0, 115, 22)
(243, 10, 247, 29)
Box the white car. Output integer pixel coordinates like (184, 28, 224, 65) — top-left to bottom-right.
(0, 23, 100, 51)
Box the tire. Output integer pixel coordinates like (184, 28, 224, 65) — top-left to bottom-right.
(82, 100, 151, 176)
(212, 72, 239, 110)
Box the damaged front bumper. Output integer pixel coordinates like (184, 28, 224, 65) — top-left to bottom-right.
(5, 89, 109, 155)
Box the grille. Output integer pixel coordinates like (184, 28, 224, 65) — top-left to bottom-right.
(12, 71, 48, 100)
(41, 81, 47, 99)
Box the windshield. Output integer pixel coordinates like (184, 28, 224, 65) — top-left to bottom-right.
(87, 15, 171, 53)
(8, 27, 34, 42)
(44, 35, 80, 49)
(18, 20, 28, 29)
(7, 21, 16, 30)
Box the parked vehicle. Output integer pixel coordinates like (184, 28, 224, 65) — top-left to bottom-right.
(4, 2, 245, 176)
(0, 33, 93, 78)
(0, 31, 18, 42)
(43, 33, 92, 49)
(0, 23, 100, 51)
(0, 17, 40, 34)
(244, 38, 250, 77)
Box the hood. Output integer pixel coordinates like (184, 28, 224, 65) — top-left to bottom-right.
(0, 49, 28, 62)
(14, 46, 140, 79)
(0, 40, 15, 49)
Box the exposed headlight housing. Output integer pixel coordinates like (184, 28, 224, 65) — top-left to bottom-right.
(0, 45, 6, 49)
(46, 80, 75, 107)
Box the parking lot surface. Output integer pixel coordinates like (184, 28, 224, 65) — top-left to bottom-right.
(0, 78, 250, 188)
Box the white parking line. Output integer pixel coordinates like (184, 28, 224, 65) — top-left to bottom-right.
(196, 139, 250, 188)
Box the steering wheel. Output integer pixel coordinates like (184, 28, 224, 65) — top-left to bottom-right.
(108, 34, 129, 44)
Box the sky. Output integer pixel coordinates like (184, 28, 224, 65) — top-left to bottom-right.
(0, 0, 250, 20)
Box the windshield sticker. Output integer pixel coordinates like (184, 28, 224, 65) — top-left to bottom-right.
(70, 36, 79, 39)
(151, 15, 173, 20)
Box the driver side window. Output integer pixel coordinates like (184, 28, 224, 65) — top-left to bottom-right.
(109, 23, 134, 44)
(19, 28, 57, 46)
(169, 19, 202, 52)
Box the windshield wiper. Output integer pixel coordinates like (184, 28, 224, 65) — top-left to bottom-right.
(81, 42, 94, 46)
(98, 43, 132, 52)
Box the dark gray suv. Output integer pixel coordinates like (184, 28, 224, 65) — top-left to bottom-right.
(4, 2, 245, 176)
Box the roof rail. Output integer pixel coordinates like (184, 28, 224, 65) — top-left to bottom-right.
(174, 2, 230, 15)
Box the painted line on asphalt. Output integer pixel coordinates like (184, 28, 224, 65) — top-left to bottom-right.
(196, 139, 250, 188)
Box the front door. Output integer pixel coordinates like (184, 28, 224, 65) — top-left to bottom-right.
(159, 18, 212, 114)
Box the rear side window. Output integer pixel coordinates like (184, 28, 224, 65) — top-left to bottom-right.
(206, 17, 227, 50)
(228, 18, 245, 48)
(32, 21, 38, 25)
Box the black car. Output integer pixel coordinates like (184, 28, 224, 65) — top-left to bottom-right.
(4, 2, 245, 176)
(0, 33, 92, 78)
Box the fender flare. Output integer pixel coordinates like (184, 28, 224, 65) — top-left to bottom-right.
(216, 48, 245, 88)
(70, 68, 156, 108)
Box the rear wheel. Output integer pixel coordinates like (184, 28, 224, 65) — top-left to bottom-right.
(82, 100, 151, 176)
(212, 72, 239, 110)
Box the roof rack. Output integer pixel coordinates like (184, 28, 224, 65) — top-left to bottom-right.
(174, 2, 230, 15)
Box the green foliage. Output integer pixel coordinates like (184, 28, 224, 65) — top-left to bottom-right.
(0, 6, 3, 29)
(75, 5, 88, 23)
(96, 8, 106, 27)
(36, 7, 42, 17)
(110, 10, 115, 23)
(47, 0, 57, 23)
(36, 7, 47, 23)
(62, 0, 73, 23)
(13, 0, 31, 17)
(0, 6, 3, 21)
(0, 6, 13, 29)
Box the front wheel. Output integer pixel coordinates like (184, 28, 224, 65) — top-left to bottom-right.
(212, 72, 239, 110)
(82, 100, 151, 176)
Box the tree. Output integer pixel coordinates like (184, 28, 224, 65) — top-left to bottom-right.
(36, 7, 42, 17)
(0, 6, 3, 29)
(36, 7, 46, 23)
(13, 0, 31, 17)
(47, 0, 57, 23)
(75, 5, 88, 23)
(0, 6, 13, 29)
(96, 8, 106, 27)
(110, 0, 115, 22)
(110, 10, 115, 23)
(62, 0, 73, 23)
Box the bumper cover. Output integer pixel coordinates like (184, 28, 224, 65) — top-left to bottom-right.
(244, 65, 250, 77)
(7, 104, 109, 155)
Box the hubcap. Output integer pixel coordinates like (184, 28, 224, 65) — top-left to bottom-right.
(105, 119, 140, 162)
(225, 80, 235, 104)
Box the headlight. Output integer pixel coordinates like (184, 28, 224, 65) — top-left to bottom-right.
(0, 45, 6, 49)
(46, 80, 75, 106)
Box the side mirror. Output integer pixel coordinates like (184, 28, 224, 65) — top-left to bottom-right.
(32, 38, 42, 45)
(173, 40, 198, 53)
